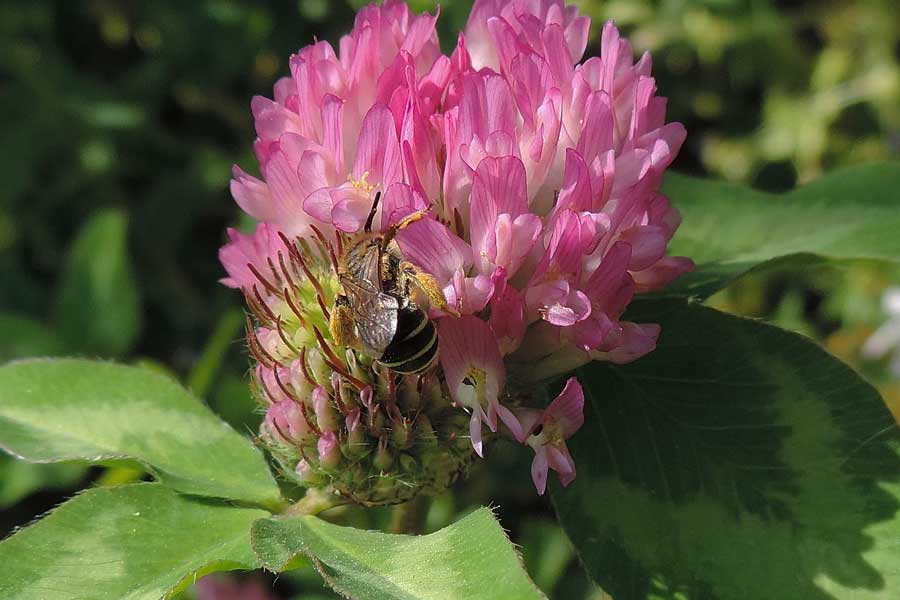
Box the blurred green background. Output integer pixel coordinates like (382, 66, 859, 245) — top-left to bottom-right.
(1, 0, 898, 598)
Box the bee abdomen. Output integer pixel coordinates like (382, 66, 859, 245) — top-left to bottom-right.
(379, 306, 438, 374)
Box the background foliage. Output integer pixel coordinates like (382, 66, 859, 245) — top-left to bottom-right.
(1, 0, 898, 598)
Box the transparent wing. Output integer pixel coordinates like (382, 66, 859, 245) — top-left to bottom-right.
(344, 239, 383, 288)
(339, 275, 399, 354)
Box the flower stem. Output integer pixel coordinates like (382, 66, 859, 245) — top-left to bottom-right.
(389, 495, 430, 534)
(282, 487, 345, 517)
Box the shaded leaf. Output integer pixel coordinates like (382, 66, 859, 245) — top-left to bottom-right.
(54, 208, 142, 356)
(0, 358, 281, 507)
(0, 483, 267, 600)
(0, 455, 86, 509)
(552, 299, 900, 600)
(251, 507, 545, 600)
(664, 163, 900, 298)
(0, 312, 64, 361)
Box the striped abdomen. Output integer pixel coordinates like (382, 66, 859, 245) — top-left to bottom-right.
(378, 304, 438, 374)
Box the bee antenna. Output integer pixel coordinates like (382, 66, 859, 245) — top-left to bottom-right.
(364, 191, 381, 233)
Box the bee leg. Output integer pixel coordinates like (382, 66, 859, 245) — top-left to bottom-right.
(382, 210, 429, 246)
(329, 297, 360, 349)
(400, 261, 456, 316)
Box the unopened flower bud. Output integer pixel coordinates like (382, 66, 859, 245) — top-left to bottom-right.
(265, 400, 312, 445)
(312, 385, 340, 432)
(295, 459, 323, 486)
(317, 431, 342, 469)
(307, 348, 330, 384)
(373, 438, 394, 471)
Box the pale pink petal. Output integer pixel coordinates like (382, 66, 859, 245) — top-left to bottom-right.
(631, 256, 694, 293)
(531, 446, 550, 495)
(546, 443, 576, 487)
(444, 271, 494, 315)
(219, 223, 285, 290)
(470, 409, 485, 458)
(438, 315, 506, 419)
(230, 166, 273, 223)
(593, 322, 660, 364)
(495, 401, 526, 443)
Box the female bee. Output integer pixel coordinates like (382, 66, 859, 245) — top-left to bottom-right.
(329, 193, 447, 374)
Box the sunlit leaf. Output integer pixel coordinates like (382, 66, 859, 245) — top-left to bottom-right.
(0, 483, 267, 600)
(664, 163, 900, 298)
(0, 359, 282, 508)
(251, 507, 545, 600)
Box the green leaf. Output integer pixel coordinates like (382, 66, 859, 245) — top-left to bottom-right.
(664, 163, 900, 298)
(54, 208, 142, 356)
(0, 455, 86, 508)
(0, 312, 64, 361)
(552, 299, 900, 599)
(0, 483, 268, 600)
(250, 508, 546, 600)
(0, 358, 282, 507)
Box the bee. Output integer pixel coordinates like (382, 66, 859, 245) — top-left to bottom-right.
(329, 193, 447, 374)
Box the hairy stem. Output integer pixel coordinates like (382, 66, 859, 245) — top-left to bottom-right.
(389, 495, 431, 534)
(282, 487, 345, 517)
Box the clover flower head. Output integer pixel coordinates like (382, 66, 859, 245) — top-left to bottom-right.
(220, 0, 691, 504)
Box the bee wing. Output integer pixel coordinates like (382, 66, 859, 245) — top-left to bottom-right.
(339, 275, 399, 354)
(346, 239, 383, 288)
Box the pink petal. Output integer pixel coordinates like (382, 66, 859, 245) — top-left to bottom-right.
(352, 103, 401, 189)
(396, 217, 473, 284)
(444, 271, 494, 315)
(488, 268, 527, 354)
(317, 430, 341, 468)
(495, 401, 526, 443)
(230, 166, 272, 223)
(438, 315, 506, 416)
(631, 256, 694, 293)
(531, 446, 550, 495)
(546, 443, 577, 487)
(620, 225, 668, 271)
(546, 377, 585, 437)
(218, 223, 285, 290)
(594, 322, 660, 364)
(470, 409, 485, 458)
(381, 182, 429, 229)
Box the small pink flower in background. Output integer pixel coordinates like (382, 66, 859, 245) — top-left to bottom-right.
(520, 377, 585, 494)
(220, 0, 690, 501)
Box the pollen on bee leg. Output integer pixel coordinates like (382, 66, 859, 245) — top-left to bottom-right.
(329, 302, 358, 349)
